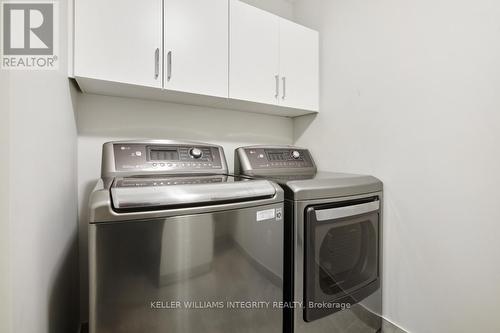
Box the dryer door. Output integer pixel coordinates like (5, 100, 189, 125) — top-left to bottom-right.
(303, 197, 380, 322)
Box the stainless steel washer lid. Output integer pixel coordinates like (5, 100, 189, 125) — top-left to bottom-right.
(111, 176, 277, 210)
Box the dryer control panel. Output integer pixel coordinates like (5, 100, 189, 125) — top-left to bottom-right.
(235, 146, 317, 176)
(101, 140, 228, 178)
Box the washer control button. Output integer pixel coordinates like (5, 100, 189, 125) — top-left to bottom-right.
(189, 148, 203, 159)
(291, 150, 301, 159)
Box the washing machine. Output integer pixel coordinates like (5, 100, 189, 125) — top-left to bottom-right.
(235, 145, 383, 333)
(88, 140, 285, 333)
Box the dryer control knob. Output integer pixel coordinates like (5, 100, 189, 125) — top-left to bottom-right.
(291, 150, 301, 159)
(189, 148, 203, 159)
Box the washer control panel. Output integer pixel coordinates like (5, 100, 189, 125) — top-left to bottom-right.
(105, 141, 227, 176)
(114, 175, 226, 188)
(236, 146, 316, 175)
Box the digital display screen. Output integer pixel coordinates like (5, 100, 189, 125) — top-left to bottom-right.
(149, 149, 179, 161)
(267, 152, 287, 161)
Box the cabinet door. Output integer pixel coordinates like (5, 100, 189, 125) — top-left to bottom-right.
(279, 19, 319, 111)
(164, 0, 228, 98)
(229, 0, 280, 105)
(74, 0, 162, 88)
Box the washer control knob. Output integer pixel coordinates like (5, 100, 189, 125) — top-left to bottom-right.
(291, 150, 301, 159)
(189, 147, 203, 159)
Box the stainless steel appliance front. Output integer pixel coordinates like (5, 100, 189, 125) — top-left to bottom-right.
(89, 203, 284, 333)
(89, 140, 285, 333)
(292, 193, 382, 333)
(235, 145, 383, 333)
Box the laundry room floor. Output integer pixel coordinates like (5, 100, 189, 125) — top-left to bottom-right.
(80, 319, 406, 333)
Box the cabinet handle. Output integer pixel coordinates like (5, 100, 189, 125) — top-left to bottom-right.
(275, 75, 279, 99)
(167, 51, 172, 81)
(154, 48, 159, 80)
(282, 77, 286, 99)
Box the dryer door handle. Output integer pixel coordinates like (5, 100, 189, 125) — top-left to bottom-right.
(314, 200, 380, 221)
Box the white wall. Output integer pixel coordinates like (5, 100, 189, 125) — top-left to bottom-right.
(4, 0, 80, 332)
(241, 0, 295, 20)
(293, 1, 500, 332)
(0, 60, 12, 333)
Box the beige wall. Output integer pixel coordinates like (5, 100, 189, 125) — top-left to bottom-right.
(293, 0, 500, 332)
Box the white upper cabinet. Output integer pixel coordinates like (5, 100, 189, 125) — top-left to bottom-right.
(279, 19, 319, 111)
(73, 0, 319, 116)
(229, 0, 319, 112)
(74, 0, 162, 88)
(164, 0, 228, 98)
(229, 0, 280, 105)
